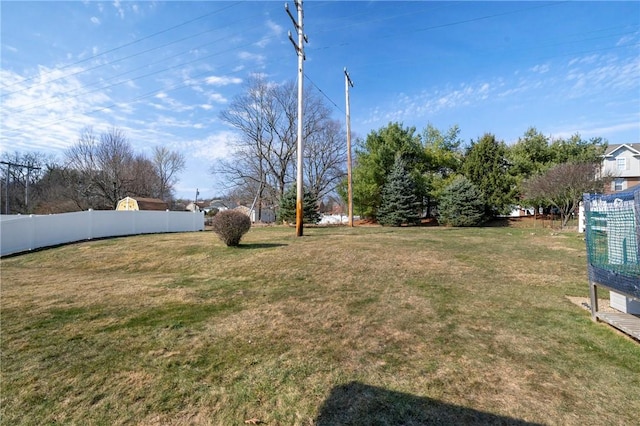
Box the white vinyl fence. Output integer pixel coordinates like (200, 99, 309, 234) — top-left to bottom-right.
(0, 210, 204, 257)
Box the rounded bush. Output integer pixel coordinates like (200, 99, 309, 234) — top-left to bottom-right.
(211, 210, 251, 246)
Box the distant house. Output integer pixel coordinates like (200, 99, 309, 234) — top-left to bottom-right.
(233, 205, 275, 223)
(186, 202, 209, 212)
(209, 199, 235, 211)
(602, 144, 640, 193)
(116, 196, 168, 211)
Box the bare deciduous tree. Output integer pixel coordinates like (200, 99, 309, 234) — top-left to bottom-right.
(153, 146, 185, 202)
(304, 118, 347, 200)
(524, 162, 610, 228)
(65, 127, 153, 209)
(214, 75, 346, 212)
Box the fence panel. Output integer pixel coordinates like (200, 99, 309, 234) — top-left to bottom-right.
(1, 210, 204, 256)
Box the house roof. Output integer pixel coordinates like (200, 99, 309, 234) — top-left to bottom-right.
(130, 197, 168, 211)
(604, 143, 640, 157)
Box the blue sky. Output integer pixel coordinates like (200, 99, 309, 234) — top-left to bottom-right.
(1, 1, 639, 200)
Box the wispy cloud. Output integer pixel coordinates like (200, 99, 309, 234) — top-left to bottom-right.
(256, 19, 284, 48)
(550, 119, 640, 141)
(207, 93, 227, 104)
(204, 75, 243, 86)
(113, 0, 124, 19)
(90, 16, 100, 25)
(365, 49, 638, 132)
(238, 51, 266, 66)
(616, 32, 639, 46)
(565, 54, 640, 97)
(0, 66, 115, 154)
(188, 130, 237, 161)
(530, 63, 550, 74)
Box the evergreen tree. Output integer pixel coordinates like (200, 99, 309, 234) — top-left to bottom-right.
(462, 133, 516, 217)
(351, 122, 425, 219)
(377, 156, 421, 226)
(438, 175, 485, 227)
(277, 186, 321, 224)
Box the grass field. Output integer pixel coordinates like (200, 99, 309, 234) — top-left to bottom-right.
(1, 225, 639, 425)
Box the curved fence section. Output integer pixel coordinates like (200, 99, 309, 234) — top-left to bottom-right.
(0, 210, 205, 257)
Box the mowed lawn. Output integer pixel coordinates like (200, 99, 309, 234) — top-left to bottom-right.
(1, 225, 639, 425)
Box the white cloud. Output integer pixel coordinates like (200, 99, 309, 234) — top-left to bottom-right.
(200, 104, 213, 111)
(0, 67, 113, 155)
(266, 20, 284, 37)
(188, 130, 237, 161)
(204, 75, 242, 86)
(257, 20, 284, 48)
(90, 16, 101, 25)
(616, 33, 638, 46)
(4, 45, 18, 53)
(530, 64, 550, 74)
(565, 56, 640, 97)
(207, 93, 227, 104)
(113, 0, 124, 19)
(551, 120, 640, 142)
(238, 51, 266, 65)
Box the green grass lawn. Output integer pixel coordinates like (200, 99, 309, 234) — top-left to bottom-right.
(1, 226, 639, 425)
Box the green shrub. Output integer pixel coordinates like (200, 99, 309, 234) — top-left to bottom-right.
(211, 210, 251, 246)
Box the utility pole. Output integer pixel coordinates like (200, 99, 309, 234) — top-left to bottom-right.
(286, 0, 307, 237)
(0, 160, 41, 214)
(2, 162, 10, 215)
(344, 68, 354, 227)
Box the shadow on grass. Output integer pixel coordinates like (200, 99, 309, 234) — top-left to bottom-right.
(237, 243, 288, 249)
(315, 382, 543, 426)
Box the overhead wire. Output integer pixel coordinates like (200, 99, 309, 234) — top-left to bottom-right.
(3, 1, 637, 137)
(11, 28, 272, 115)
(2, 1, 244, 91)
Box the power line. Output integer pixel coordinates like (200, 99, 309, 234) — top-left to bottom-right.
(2, 1, 243, 91)
(304, 73, 344, 115)
(308, 1, 571, 52)
(3, 52, 292, 137)
(3, 23, 241, 98)
(11, 30, 268, 115)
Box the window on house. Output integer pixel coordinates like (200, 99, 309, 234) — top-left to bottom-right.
(614, 179, 625, 191)
(617, 158, 626, 171)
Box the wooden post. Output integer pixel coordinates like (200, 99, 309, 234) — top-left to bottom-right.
(589, 280, 599, 320)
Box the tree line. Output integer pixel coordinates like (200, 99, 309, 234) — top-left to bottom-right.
(1, 127, 185, 214)
(348, 123, 608, 228)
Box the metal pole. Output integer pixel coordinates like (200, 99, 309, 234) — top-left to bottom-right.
(344, 68, 354, 227)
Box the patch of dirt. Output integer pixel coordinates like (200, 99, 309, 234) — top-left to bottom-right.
(565, 296, 617, 313)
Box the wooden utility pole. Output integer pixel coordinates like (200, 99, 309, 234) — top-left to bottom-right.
(344, 68, 354, 227)
(0, 160, 41, 214)
(286, 0, 307, 237)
